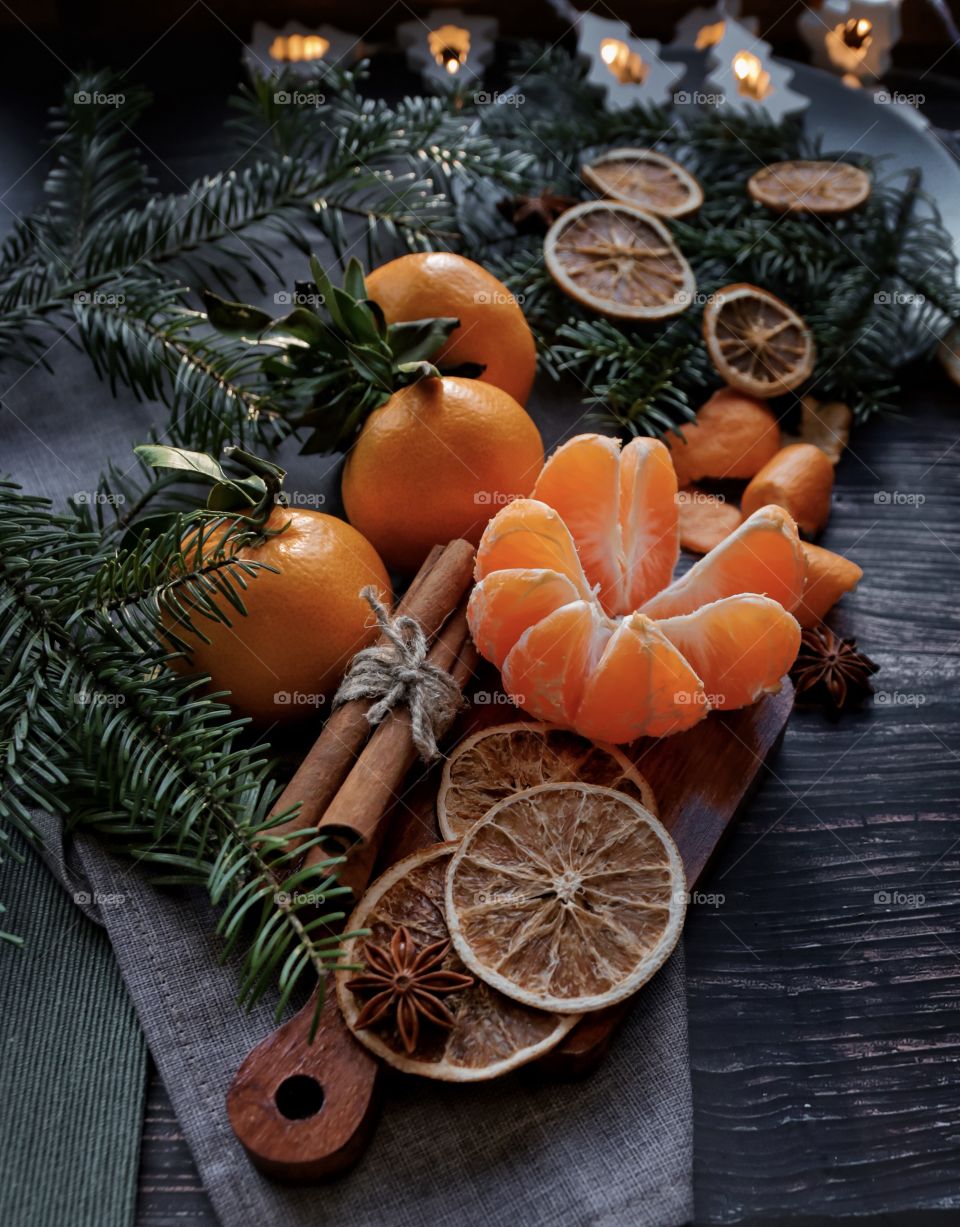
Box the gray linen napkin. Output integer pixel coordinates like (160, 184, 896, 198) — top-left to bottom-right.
(76, 833, 693, 1227)
(4, 287, 694, 1227)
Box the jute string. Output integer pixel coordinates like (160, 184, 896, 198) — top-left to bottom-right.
(332, 587, 463, 762)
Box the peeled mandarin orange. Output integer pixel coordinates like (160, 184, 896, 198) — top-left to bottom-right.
(364, 252, 537, 406)
(677, 489, 743, 554)
(532, 434, 679, 614)
(666, 387, 781, 487)
(658, 594, 801, 710)
(641, 505, 805, 620)
(173, 507, 390, 723)
(341, 376, 544, 574)
(741, 442, 834, 538)
(467, 436, 809, 744)
(795, 542, 863, 628)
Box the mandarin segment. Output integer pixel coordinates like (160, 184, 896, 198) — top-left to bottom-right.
(437, 722, 657, 841)
(531, 434, 679, 615)
(741, 443, 834, 537)
(337, 845, 576, 1079)
(467, 569, 582, 670)
(641, 505, 805, 620)
(445, 783, 686, 1013)
(795, 542, 863, 628)
(658, 594, 801, 709)
(574, 614, 707, 743)
(474, 499, 591, 596)
(502, 601, 612, 726)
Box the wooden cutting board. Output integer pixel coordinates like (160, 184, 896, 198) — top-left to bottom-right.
(227, 681, 794, 1180)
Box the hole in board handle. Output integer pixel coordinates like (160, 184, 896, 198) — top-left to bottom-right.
(275, 1074, 325, 1120)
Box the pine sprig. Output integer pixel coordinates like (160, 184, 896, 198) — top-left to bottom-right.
(0, 481, 350, 1024)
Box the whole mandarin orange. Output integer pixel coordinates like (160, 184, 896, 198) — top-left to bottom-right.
(172, 506, 390, 723)
(364, 252, 537, 406)
(341, 375, 544, 573)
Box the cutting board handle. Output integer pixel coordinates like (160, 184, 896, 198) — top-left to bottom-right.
(227, 978, 380, 1181)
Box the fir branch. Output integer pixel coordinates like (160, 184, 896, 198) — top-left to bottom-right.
(0, 482, 349, 1019)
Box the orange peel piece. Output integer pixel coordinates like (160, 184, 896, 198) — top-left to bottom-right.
(794, 542, 863, 628)
(741, 443, 834, 538)
(667, 387, 781, 487)
(677, 488, 743, 555)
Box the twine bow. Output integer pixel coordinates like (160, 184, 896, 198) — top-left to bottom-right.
(333, 587, 463, 762)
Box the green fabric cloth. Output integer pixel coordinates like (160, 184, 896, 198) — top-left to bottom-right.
(0, 834, 146, 1227)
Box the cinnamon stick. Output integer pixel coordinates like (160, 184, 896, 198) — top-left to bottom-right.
(307, 601, 477, 878)
(266, 539, 475, 853)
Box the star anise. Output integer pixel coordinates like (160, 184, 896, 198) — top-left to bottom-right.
(497, 189, 578, 235)
(345, 925, 474, 1054)
(790, 625, 879, 711)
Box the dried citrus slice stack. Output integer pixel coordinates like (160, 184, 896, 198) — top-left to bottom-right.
(336, 845, 576, 1080)
(703, 283, 815, 397)
(438, 722, 657, 841)
(582, 148, 703, 218)
(748, 160, 871, 215)
(446, 783, 686, 1012)
(467, 432, 805, 743)
(544, 200, 696, 320)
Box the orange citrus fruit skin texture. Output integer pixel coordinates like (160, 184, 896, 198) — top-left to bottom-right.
(667, 387, 780, 487)
(173, 507, 390, 724)
(467, 433, 805, 744)
(742, 442, 834, 538)
(342, 376, 544, 574)
(364, 252, 537, 407)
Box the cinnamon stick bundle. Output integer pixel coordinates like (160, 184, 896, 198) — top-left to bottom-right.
(267, 538, 475, 856)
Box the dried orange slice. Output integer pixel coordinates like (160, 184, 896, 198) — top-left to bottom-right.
(446, 783, 686, 1013)
(703, 283, 815, 397)
(544, 200, 696, 320)
(748, 160, 871, 215)
(336, 845, 576, 1080)
(582, 148, 703, 219)
(438, 721, 657, 841)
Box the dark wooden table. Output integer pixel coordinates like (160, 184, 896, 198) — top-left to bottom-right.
(1, 26, 958, 1227)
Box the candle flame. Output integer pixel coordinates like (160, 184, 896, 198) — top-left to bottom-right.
(840, 17, 873, 51)
(428, 24, 470, 75)
(695, 21, 725, 50)
(599, 38, 647, 85)
(732, 50, 771, 101)
(269, 33, 330, 63)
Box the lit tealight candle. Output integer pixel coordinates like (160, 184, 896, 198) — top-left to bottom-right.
(599, 38, 647, 85)
(695, 21, 726, 50)
(269, 33, 331, 64)
(428, 24, 471, 75)
(841, 16, 874, 49)
(732, 50, 771, 100)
